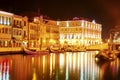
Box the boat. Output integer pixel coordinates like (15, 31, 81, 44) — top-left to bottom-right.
(95, 50, 116, 61)
(49, 48, 64, 53)
(48, 45, 65, 53)
(24, 47, 49, 55)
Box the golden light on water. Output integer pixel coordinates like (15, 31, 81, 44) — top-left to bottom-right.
(73, 53, 76, 71)
(0, 51, 119, 80)
(50, 54, 53, 77)
(32, 68, 37, 80)
(59, 54, 65, 68)
(43, 56, 45, 74)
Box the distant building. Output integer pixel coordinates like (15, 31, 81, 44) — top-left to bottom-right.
(58, 19, 102, 47)
(109, 25, 120, 50)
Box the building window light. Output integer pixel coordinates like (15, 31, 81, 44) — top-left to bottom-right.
(81, 20, 84, 27)
(4, 16, 6, 25)
(92, 20, 96, 24)
(60, 35, 62, 39)
(57, 21, 59, 26)
(7, 17, 10, 25)
(1, 16, 3, 24)
(66, 21, 69, 27)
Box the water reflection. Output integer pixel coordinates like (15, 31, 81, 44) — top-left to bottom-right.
(0, 51, 120, 80)
(0, 58, 10, 80)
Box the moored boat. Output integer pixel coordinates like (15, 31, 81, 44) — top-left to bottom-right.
(95, 50, 116, 61)
(48, 45, 65, 53)
(24, 47, 49, 55)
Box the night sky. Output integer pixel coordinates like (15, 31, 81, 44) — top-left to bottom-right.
(0, 0, 120, 40)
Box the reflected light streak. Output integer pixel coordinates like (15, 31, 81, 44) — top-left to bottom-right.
(0, 60, 10, 80)
(59, 54, 65, 68)
(77, 53, 80, 70)
(92, 53, 95, 80)
(69, 53, 72, 70)
(43, 56, 45, 74)
(53, 54, 55, 70)
(88, 53, 90, 80)
(85, 53, 88, 80)
(50, 54, 53, 77)
(32, 57, 35, 65)
(32, 68, 37, 80)
(66, 53, 69, 80)
(80, 52, 84, 80)
(73, 53, 76, 72)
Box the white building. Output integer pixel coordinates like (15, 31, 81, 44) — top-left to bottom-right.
(58, 19, 102, 47)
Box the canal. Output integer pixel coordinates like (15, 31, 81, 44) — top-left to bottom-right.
(0, 51, 120, 80)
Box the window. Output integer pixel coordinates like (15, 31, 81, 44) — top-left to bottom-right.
(17, 20, 18, 25)
(9, 28, 11, 34)
(2, 16, 4, 24)
(6, 17, 8, 25)
(14, 20, 16, 25)
(2, 28, 4, 33)
(24, 21, 26, 26)
(9, 18, 11, 26)
(5, 28, 7, 34)
(20, 21, 21, 26)
(0, 28, 1, 33)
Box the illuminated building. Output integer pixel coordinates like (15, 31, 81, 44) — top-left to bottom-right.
(109, 25, 120, 50)
(28, 21, 38, 49)
(28, 17, 47, 50)
(0, 10, 28, 52)
(45, 20, 59, 46)
(58, 19, 102, 47)
(0, 10, 102, 52)
(12, 15, 28, 49)
(0, 11, 13, 52)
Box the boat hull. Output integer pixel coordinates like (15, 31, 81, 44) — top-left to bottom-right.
(24, 48, 49, 55)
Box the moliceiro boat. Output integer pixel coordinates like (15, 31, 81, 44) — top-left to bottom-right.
(48, 44, 65, 53)
(95, 49, 118, 62)
(23, 47, 49, 55)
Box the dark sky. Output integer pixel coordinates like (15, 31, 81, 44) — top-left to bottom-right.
(0, 0, 120, 40)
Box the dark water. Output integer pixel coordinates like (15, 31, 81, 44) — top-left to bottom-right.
(0, 51, 120, 80)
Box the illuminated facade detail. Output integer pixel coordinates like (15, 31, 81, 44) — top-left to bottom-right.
(45, 20, 59, 47)
(57, 21, 59, 26)
(28, 22, 38, 49)
(12, 15, 24, 48)
(59, 20, 102, 47)
(29, 17, 47, 50)
(0, 11, 13, 48)
(0, 10, 103, 52)
(66, 21, 69, 27)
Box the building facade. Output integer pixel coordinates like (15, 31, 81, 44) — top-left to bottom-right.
(58, 19, 102, 47)
(0, 10, 29, 52)
(0, 10, 103, 52)
(45, 20, 59, 47)
(0, 11, 14, 52)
